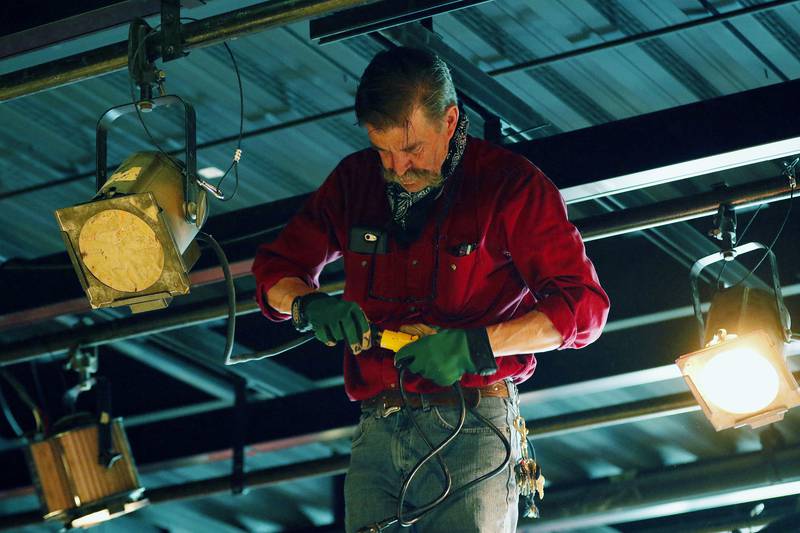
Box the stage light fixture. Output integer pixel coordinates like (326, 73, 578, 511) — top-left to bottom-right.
(26, 419, 148, 529)
(676, 240, 799, 431)
(55, 96, 207, 314)
(676, 329, 800, 431)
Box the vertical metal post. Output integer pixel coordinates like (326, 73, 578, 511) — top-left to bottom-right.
(232, 377, 248, 495)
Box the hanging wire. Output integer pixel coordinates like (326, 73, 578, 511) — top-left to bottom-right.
(127, 19, 245, 202)
(730, 159, 798, 288)
(182, 17, 245, 202)
(0, 379, 24, 438)
(0, 370, 45, 434)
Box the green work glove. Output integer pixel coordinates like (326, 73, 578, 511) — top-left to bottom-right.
(394, 328, 498, 386)
(292, 293, 371, 353)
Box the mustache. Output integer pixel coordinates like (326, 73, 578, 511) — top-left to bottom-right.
(382, 167, 443, 188)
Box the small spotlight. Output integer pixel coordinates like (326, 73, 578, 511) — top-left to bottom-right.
(55, 151, 207, 313)
(680, 241, 798, 431)
(26, 419, 148, 528)
(677, 330, 800, 430)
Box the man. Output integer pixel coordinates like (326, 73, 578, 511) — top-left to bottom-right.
(253, 47, 609, 532)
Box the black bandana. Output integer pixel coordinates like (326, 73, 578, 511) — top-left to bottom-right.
(386, 110, 469, 244)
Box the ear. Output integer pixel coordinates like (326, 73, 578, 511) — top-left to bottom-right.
(444, 105, 459, 139)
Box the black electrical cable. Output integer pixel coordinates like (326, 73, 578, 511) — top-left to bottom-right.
(396, 368, 462, 527)
(0, 379, 24, 438)
(197, 232, 236, 363)
(0, 369, 44, 434)
(29, 361, 48, 424)
(360, 369, 513, 532)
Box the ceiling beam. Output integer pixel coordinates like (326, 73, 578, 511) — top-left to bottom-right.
(508, 78, 800, 203)
(4, 423, 800, 531)
(488, 0, 800, 78)
(310, 0, 491, 43)
(0, 0, 386, 101)
(520, 443, 800, 531)
(4, 363, 799, 494)
(1, 171, 794, 366)
(0, 0, 162, 60)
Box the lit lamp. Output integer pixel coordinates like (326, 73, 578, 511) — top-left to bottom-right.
(676, 242, 800, 431)
(55, 96, 207, 313)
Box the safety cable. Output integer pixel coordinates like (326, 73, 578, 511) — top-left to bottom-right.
(731, 177, 796, 288)
(197, 232, 236, 363)
(181, 16, 245, 202)
(127, 19, 245, 202)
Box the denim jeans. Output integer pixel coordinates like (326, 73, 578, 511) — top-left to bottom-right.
(345, 380, 522, 533)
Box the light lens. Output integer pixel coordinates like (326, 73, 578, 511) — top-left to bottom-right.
(696, 347, 780, 414)
(79, 209, 164, 292)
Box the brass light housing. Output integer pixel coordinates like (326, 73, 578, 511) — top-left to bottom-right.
(26, 419, 148, 528)
(55, 151, 206, 313)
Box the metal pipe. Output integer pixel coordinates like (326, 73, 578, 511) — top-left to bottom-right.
(531, 392, 698, 440)
(148, 454, 349, 503)
(5, 407, 800, 530)
(0, 455, 350, 530)
(488, 0, 800, 77)
(576, 174, 794, 242)
(520, 444, 800, 531)
(0, 282, 344, 366)
(0, 0, 380, 102)
(0, 173, 794, 365)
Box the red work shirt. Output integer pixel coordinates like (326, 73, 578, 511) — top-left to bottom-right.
(252, 137, 609, 400)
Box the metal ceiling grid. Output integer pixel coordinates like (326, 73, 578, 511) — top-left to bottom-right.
(3, 1, 800, 531)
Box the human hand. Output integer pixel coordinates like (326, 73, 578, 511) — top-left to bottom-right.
(293, 293, 371, 353)
(394, 327, 498, 385)
(394, 328, 478, 386)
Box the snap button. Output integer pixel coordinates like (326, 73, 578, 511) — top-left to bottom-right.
(361, 260, 367, 267)
(450, 264, 457, 271)
(411, 259, 418, 266)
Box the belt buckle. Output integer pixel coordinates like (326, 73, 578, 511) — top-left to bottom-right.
(380, 401, 401, 418)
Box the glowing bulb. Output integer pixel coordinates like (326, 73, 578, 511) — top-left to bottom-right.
(696, 347, 780, 414)
(71, 509, 111, 528)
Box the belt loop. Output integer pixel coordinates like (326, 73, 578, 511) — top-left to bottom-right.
(419, 392, 430, 412)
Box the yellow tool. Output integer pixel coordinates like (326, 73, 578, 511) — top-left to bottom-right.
(374, 329, 419, 353)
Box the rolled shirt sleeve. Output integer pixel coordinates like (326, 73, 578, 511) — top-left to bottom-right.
(251, 168, 345, 321)
(502, 167, 610, 349)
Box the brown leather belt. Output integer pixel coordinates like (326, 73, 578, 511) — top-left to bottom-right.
(362, 381, 510, 417)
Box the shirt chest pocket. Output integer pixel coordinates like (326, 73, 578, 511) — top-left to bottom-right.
(433, 236, 484, 320)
